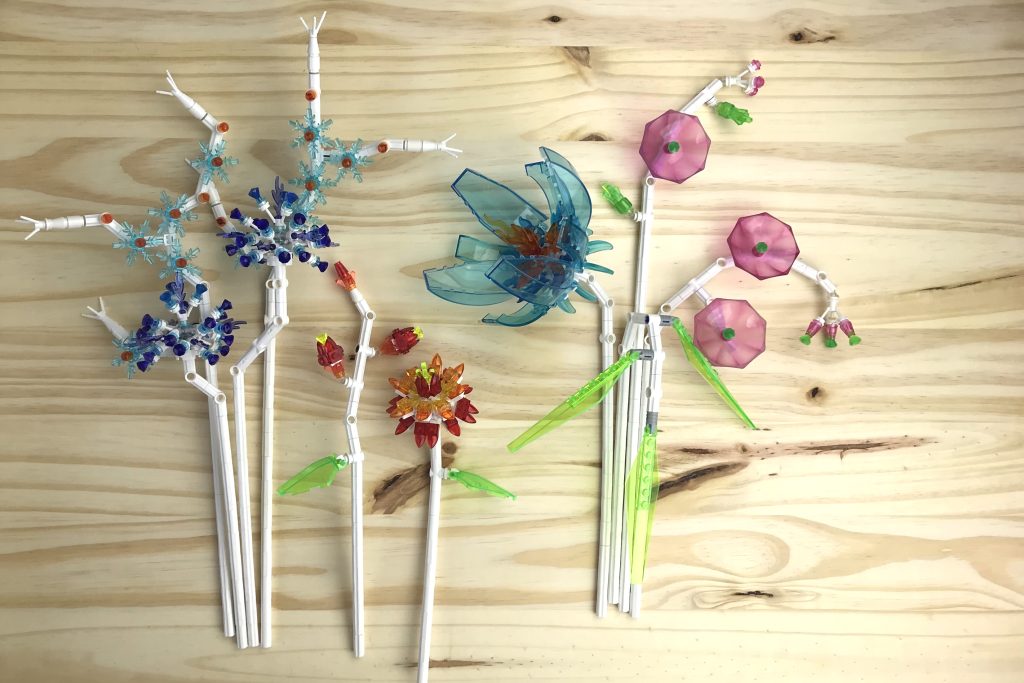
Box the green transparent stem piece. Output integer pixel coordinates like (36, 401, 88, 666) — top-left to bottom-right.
(671, 318, 757, 429)
(507, 350, 640, 453)
(625, 427, 659, 584)
(600, 183, 634, 216)
(447, 468, 516, 500)
(277, 454, 348, 496)
(715, 101, 753, 125)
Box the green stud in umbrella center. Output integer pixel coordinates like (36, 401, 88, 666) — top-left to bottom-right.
(664, 140, 681, 154)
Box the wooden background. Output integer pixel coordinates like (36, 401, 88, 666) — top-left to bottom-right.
(1, 1, 1023, 681)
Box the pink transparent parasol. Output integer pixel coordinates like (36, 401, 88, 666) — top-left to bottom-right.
(693, 298, 766, 368)
(638, 110, 710, 184)
(727, 212, 799, 280)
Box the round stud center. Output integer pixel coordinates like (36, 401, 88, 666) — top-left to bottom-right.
(721, 327, 736, 341)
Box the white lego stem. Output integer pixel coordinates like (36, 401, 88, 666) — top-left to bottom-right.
(575, 273, 615, 617)
(341, 285, 375, 658)
(791, 258, 841, 317)
(156, 71, 221, 132)
(619, 322, 649, 614)
(343, 134, 463, 161)
(81, 297, 130, 340)
(300, 12, 326, 126)
(19, 214, 128, 241)
(660, 257, 734, 313)
(259, 291, 276, 648)
(633, 176, 656, 311)
(183, 356, 249, 648)
(417, 440, 444, 683)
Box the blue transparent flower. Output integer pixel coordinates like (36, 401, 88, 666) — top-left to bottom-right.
(424, 147, 613, 327)
(189, 140, 237, 184)
(148, 192, 196, 237)
(289, 110, 335, 154)
(289, 160, 341, 206)
(112, 220, 159, 266)
(157, 245, 202, 280)
(328, 138, 371, 182)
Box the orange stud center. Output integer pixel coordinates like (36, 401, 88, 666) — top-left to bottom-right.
(216, 217, 227, 226)
(134, 237, 147, 247)
(305, 180, 317, 191)
(198, 192, 210, 203)
(120, 351, 133, 361)
(304, 130, 316, 142)
(341, 157, 353, 168)
(175, 258, 188, 268)
(217, 121, 229, 133)
(101, 212, 114, 224)
(169, 208, 181, 219)
(377, 141, 389, 154)
(305, 89, 317, 101)
(211, 156, 223, 167)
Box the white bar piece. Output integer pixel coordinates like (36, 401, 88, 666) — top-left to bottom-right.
(417, 440, 444, 683)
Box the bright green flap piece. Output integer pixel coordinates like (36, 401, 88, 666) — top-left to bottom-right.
(671, 318, 757, 429)
(277, 455, 348, 496)
(447, 468, 516, 500)
(625, 427, 659, 584)
(507, 350, 640, 453)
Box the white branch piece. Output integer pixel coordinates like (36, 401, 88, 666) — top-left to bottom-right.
(417, 440, 444, 683)
(81, 297, 130, 340)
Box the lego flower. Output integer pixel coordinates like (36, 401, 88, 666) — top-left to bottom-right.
(424, 147, 612, 327)
(387, 354, 478, 448)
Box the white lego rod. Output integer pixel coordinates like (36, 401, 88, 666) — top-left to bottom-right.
(259, 281, 277, 648)
(417, 440, 444, 683)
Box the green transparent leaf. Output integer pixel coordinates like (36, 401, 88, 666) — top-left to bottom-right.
(447, 469, 516, 500)
(507, 351, 640, 452)
(277, 455, 347, 496)
(672, 318, 757, 429)
(625, 427, 659, 584)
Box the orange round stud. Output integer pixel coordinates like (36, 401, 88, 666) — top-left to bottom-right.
(216, 216, 227, 226)
(341, 157, 353, 169)
(169, 208, 181, 219)
(134, 237, 147, 247)
(305, 180, 317, 191)
(120, 351, 134, 361)
(211, 156, 224, 167)
(100, 212, 114, 224)
(175, 257, 188, 268)
(305, 89, 317, 101)
(217, 121, 230, 133)
(377, 141, 389, 154)
(198, 192, 210, 203)
(304, 130, 316, 142)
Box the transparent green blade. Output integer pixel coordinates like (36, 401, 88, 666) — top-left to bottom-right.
(447, 468, 516, 500)
(671, 318, 757, 429)
(625, 427, 659, 584)
(507, 350, 640, 453)
(277, 455, 347, 496)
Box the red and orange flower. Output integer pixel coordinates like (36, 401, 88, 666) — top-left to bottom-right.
(387, 354, 478, 448)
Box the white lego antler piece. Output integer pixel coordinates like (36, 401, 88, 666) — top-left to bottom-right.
(81, 297, 130, 340)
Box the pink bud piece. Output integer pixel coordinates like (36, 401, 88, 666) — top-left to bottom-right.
(748, 87, 759, 97)
(754, 76, 765, 88)
(750, 60, 762, 71)
(824, 323, 839, 348)
(839, 318, 855, 336)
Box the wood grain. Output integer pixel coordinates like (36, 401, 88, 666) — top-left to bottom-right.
(1, 1, 1023, 681)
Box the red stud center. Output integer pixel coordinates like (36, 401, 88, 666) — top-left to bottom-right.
(305, 89, 317, 101)
(216, 217, 227, 226)
(120, 351, 133, 361)
(304, 130, 316, 142)
(101, 212, 114, 224)
(198, 192, 210, 203)
(305, 180, 317, 191)
(211, 156, 223, 167)
(175, 258, 188, 268)
(169, 208, 181, 219)
(341, 158, 353, 168)
(377, 141, 389, 154)
(134, 237, 147, 247)
(217, 121, 230, 133)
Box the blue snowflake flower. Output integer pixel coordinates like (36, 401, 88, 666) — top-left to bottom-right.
(289, 110, 335, 154)
(328, 138, 371, 182)
(189, 140, 237, 184)
(148, 192, 196, 237)
(157, 244, 202, 280)
(112, 220, 158, 266)
(290, 160, 341, 206)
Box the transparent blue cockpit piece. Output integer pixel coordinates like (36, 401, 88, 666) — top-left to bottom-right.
(424, 148, 611, 327)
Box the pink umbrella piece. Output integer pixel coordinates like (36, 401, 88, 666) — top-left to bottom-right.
(727, 212, 799, 280)
(638, 110, 711, 184)
(693, 298, 767, 369)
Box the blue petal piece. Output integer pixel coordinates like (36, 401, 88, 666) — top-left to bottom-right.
(539, 147, 592, 231)
(486, 256, 575, 308)
(587, 240, 614, 254)
(453, 235, 516, 263)
(452, 169, 548, 241)
(424, 261, 512, 306)
(482, 302, 549, 327)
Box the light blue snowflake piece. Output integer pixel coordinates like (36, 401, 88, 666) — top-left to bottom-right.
(289, 160, 341, 206)
(157, 245, 202, 280)
(189, 140, 237, 184)
(330, 138, 371, 182)
(113, 220, 157, 266)
(148, 192, 196, 237)
(289, 110, 335, 154)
